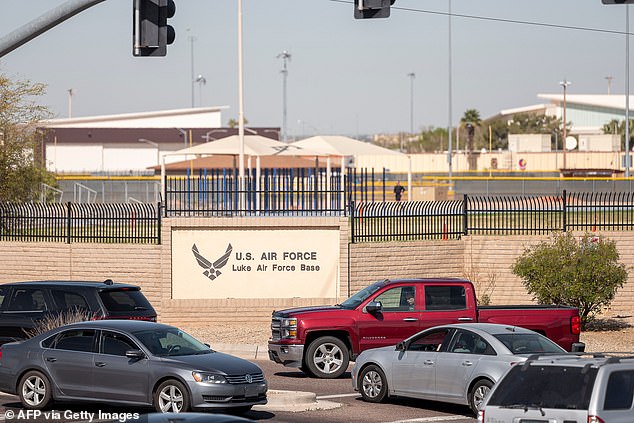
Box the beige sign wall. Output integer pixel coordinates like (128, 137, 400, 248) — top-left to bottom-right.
(171, 228, 340, 299)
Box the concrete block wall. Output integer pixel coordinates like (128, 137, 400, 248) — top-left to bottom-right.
(1, 228, 633, 327)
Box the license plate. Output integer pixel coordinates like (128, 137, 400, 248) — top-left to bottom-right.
(519, 420, 548, 423)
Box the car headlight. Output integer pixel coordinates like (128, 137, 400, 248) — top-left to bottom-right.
(192, 371, 227, 384)
(280, 318, 297, 339)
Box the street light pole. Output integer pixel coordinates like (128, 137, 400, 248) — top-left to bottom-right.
(626, 4, 631, 177)
(277, 51, 291, 143)
(238, 0, 245, 209)
(407, 72, 415, 135)
(447, 0, 453, 181)
(188, 32, 196, 108)
(560, 79, 571, 170)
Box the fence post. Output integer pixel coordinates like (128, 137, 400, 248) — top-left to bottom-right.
(562, 189, 567, 232)
(66, 201, 72, 244)
(463, 194, 469, 236)
(157, 201, 162, 245)
(350, 200, 356, 244)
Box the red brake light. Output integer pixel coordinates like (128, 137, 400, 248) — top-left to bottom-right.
(477, 410, 484, 423)
(0, 347, 3, 361)
(588, 416, 606, 423)
(571, 315, 581, 335)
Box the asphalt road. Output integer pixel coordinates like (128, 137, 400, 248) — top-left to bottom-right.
(0, 359, 476, 423)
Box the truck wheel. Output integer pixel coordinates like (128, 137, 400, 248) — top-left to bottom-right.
(305, 336, 349, 379)
(469, 379, 493, 414)
(358, 364, 388, 403)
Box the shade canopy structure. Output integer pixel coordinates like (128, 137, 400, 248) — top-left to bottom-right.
(292, 136, 412, 201)
(291, 135, 405, 157)
(161, 135, 344, 209)
(172, 135, 329, 157)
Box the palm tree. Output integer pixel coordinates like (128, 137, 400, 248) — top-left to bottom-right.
(461, 109, 481, 171)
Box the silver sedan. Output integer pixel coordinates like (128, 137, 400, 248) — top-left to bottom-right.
(351, 323, 566, 414)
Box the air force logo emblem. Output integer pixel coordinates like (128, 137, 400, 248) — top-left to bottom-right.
(192, 243, 233, 280)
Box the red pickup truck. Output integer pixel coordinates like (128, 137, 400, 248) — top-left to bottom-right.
(268, 278, 584, 378)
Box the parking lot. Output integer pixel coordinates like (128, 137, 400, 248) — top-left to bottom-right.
(0, 359, 475, 423)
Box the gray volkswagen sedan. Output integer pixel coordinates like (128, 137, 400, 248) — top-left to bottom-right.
(0, 320, 267, 413)
(351, 323, 566, 414)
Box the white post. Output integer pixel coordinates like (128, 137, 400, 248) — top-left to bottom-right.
(238, 0, 246, 210)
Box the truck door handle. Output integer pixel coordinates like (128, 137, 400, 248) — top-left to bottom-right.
(457, 317, 474, 322)
(424, 360, 434, 366)
(95, 362, 106, 368)
(462, 361, 473, 367)
(45, 357, 57, 363)
(403, 318, 418, 322)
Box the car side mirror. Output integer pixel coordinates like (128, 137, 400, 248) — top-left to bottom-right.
(365, 301, 383, 314)
(396, 341, 406, 351)
(125, 349, 145, 359)
(571, 342, 586, 353)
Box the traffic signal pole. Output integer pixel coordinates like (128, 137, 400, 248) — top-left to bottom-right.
(0, 0, 107, 58)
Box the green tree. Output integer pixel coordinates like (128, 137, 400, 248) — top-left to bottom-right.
(227, 117, 249, 128)
(0, 74, 55, 202)
(602, 119, 634, 150)
(460, 109, 482, 153)
(512, 232, 628, 328)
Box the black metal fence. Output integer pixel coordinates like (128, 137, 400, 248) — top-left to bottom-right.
(0, 202, 161, 244)
(351, 190, 634, 243)
(164, 168, 348, 216)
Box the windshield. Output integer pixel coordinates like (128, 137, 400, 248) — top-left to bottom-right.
(494, 333, 565, 354)
(339, 280, 387, 309)
(133, 327, 211, 357)
(488, 364, 597, 409)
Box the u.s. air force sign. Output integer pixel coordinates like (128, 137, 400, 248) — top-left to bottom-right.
(172, 229, 339, 299)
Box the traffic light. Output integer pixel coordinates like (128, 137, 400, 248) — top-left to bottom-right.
(133, 0, 176, 57)
(354, 0, 396, 19)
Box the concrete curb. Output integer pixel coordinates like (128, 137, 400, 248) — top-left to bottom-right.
(212, 343, 269, 360)
(253, 390, 342, 412)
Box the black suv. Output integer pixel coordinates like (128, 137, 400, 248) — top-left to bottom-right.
(0, 280, 157, 345)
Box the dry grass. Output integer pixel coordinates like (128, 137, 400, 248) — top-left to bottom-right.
(23, 308, 95, 338)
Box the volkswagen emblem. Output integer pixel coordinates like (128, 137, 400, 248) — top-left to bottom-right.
(245, 374, 252, 383)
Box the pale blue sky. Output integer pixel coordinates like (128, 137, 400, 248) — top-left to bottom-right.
(0, 0, 630, 137)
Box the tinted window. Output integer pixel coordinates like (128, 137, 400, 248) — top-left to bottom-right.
(99, 289, 152, 313)
(494, 333, 565, 354)
(604, 370, 634, 410)
(51, 290, 89, 311)
(53, 329, 96, 352)
(408, 328, 451, 352)
(0, 286, 7, 309)
(101, 331, 138, 356)
(424, 285, 466, 310)
(487, 364, 598, 409)
(375, 286, 416, 312)
(6, 288, 47, 311)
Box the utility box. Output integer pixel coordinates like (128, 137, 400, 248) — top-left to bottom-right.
(412, 185, 449, 201)
(578, 134, 621, 151)
(508, 134, 551, 152)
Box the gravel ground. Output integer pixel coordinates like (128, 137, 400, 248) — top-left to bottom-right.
(182, 314, 634, 353)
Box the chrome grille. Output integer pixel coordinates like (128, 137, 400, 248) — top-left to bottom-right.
(225, 372, 265, 384)
(271, 317, 281, 341)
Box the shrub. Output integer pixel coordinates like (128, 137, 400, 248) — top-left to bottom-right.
(512, 232, 628, 328)
(23, 308, 95, 338)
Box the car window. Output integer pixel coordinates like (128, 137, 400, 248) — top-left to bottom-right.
(51, 289, 89, 312)
(53, 329, 96, 352)
(134, 327, 210, 357)
(604, 370, 634, 410)
(424, 285, 466, 310)
(0, 286, 7, 309)
(408, 328, 452, 352)
(101, 331, 139, 356)
(494, 333, 565, 354)
(5, 288, 47, 312)
(487, 364, 598, 409)
(449, 330, 493, 355)
(98, 289, 152, 313)
(375, 286, 416, 312)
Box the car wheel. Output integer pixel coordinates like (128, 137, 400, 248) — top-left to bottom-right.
(358, 364, 388, 403)
(154, 379, 190, 413)
(305, 336, 349, 379)
(18, 370, 52, 410)
(469, 379, 493, 414)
